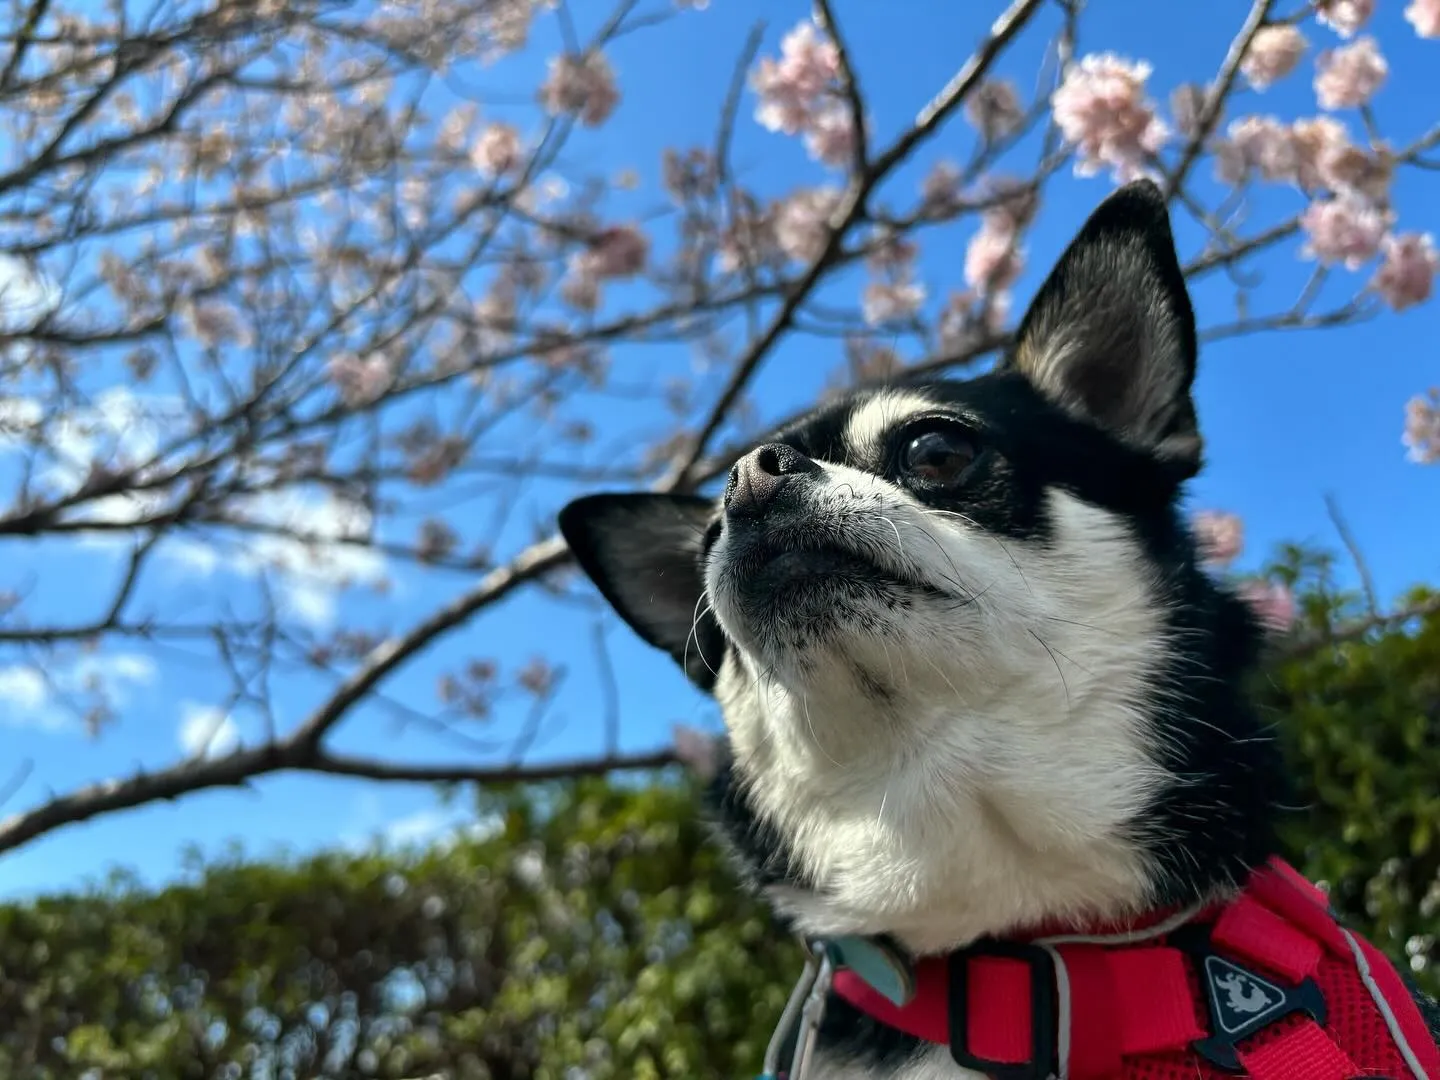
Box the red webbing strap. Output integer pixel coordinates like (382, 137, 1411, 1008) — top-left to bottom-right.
(1264, 856, 1329, 906)
(831, 959, 949, 1044)
(1211, 894, 1322, 982)
(1057, 945, 1123, 1080)
(1236, 1019, 1359, 1080)
(1246, 860, 1348, 955)
(965, 956, 1035, 1065)
(1059, 943, 1203, 1080)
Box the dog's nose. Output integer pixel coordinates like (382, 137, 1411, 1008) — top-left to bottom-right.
(724, 443, 819, 519)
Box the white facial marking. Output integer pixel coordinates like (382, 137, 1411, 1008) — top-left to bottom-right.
(842, 390, 938, 463)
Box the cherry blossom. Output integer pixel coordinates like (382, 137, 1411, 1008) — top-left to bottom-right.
(1403, 390, 1440, 464)
(1217, 115, 1298, 185)
(1242, 26, 1308, 90)
(1371, 233, 1439, 311)
(749, 19, 864, 168)
(773, 187, 842, 263)
(580, 225, 649, 278)
(673, 723, 721, 780)
(1300, 194, 1391, 268)
(862, 280, 927, 326)
(803, 102, 858, 168)
(964, 224, 1024, 293)
(1051, 53, 1168, 182)
(1314, 37, 1388, 110)
(1315, 0, 1375, 38)
(1169, 83, 1209, 139)
(751, 22, 840, 135)
(1317, 140, 1392, 202)
(966, 79, 1025, 142)
(328, 353, 395, 407)
(539, 52, 620, 127)
(1406, 0, 1440, 37)
(919, 160, 964, 218)
(470, 122, 522, 176)
(1238, 581, 1299, 632)
(1192, 510, 1245, 567)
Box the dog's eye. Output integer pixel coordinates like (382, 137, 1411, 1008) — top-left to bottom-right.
(900, 427, 978, 485)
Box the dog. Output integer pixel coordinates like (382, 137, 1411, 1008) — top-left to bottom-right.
(559, 181, 1440, 1079)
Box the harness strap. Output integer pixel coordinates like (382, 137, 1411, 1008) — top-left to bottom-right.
(1211, 893, 1322, 982)
(830, 857, 1437, 1080)
(1237, 1019, 1358, 1080)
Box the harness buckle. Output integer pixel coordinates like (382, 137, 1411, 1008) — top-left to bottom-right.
(1169, 922, 1329, 1074)
(947, 938, 1059, 1080)
(758, 940, 834, 1080)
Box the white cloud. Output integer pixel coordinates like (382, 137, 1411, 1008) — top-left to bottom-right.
(0, 651, 157, 733)
(384, 808, 457, 845)
(167, 485, 388, 627)
(177, 701, 240, 759)
(0, 381, 387, 630)
(0, 254, 61, 336)
(0, 666, 55, 728)
(0, 387, 189, 535)
(342, 795, 502, 852)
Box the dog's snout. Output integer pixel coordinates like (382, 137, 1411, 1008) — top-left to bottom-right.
(724, 442, 818, 519)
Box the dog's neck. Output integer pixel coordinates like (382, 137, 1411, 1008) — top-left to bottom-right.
(708, 694, 1282, 959)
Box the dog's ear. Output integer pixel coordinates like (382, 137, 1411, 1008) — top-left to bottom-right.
(558, 493, 724, 690)
(1007, 179, 1201, 476)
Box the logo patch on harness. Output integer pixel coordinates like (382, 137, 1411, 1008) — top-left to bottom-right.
(1203, 955, 1286, 1034)
(1169, 922, 1330, 1073)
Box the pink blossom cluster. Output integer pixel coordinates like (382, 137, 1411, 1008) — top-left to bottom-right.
(862, 232, 927, 326)
(1314, 36, 1387, 110)
(1407, 0, 1440, 37)
(672, 723, 721, 780)
(1051, 53, 1168, 183)
(963, 177, 1037, 302)
(469, 122, 521, 176)
(562, 224, 649, 311)
(1192, 510, 1245, 567)
(1403, 389, 1440, 464)
(1238, 581, 1299, 632)
(1372, 233, 1439, 310)
(1297, 195, 1437, 309)
(1191, 512, 1296, 631)
(751, 21, 857, 168)
(328, 352, 394, 406)
(1217, 114, 1389, 199)
(773, 187, 842, 263)
(1315, 0, 1375, 38)
(1300, 194, 1392, 269)
(1241, 26, 1308, 90)
(538, 52, 620, 127)
(1214, 110, 1434, 303)
(965, 80, 1025, 143)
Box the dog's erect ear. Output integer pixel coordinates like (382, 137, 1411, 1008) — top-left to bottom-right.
(558, 493, 724, 690)
(1008, 179, 1201, 476)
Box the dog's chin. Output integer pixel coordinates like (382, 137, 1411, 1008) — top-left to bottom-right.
(711, 535, 944, 657)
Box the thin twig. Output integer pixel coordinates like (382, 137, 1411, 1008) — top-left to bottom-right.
(1163, 0, 1276, 200)
(1323, 493, 1379, 618)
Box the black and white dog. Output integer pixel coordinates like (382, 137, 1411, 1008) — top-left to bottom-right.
(559, 181, 1440, 1079)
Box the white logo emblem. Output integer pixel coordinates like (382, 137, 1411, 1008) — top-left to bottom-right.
(1203, 955, 1286, 1034)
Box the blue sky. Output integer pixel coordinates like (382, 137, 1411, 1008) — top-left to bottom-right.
(1, 0, 1436, 900)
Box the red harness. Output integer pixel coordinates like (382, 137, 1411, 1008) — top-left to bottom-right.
(831, 858, 1439, 1079)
